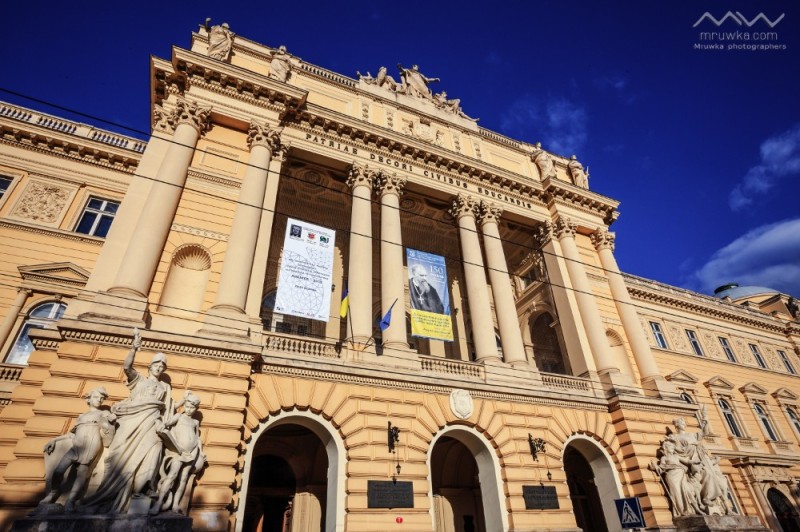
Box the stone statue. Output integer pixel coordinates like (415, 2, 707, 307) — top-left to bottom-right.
(268, 46, 292, 83)
(204, 19, 233, 61)
(37, 387, 116, 513)
(567, 155, 589, 188)
(432, 91, 479, 122)
(358, 66, 399, 91)
(531, 142, 556, 180)
(397, 64, 440, 101)
(652, 413, 730, 518)
(151, 391, 206, 515)
(788, 296, 799, 319)
(81, 329, 174, 513)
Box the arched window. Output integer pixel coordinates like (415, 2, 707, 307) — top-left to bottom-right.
(753, 404, 778, 441)
(718, 398, 743, 438)
(530, 313, 568, 374)
(5, 301, 66, 365)
(786, 407, 800, 436)
(680, 392, 695, 404)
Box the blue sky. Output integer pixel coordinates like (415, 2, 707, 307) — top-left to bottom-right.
(3, 1, 799, 297)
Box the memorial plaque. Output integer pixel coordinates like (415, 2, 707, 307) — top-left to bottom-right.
(522, 485, 559, 510)
(367, 480, 414, 508)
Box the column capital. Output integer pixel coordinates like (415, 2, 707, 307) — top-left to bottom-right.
(591, 229, 615, 251)
(347, 163, 376, 190)
(478, 201, 502, 226)
(553, 216, 577, 240)
(172, 97, 212, 136)
(17, 287, 33, 296)
(375, 172, 406, 198)
(533, 221, 554, 247)
(449, 193, 478, 221)
(247, 121, 283, 152)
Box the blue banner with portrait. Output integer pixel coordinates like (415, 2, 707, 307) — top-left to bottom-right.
(406, 248, 453, 341)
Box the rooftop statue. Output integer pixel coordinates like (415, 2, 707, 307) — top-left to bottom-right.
(567, 155, 589, 188)
(396, 64, 440, 101)
(531, 142, 557, 180)
(204, 19, 233, 61)
(268, 46, 293, 83)
(357, 66, 399, 92)
(433, 91, 479, 122)
(651, 410, 730, 518)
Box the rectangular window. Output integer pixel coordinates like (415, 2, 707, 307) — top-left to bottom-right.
(650, 321, 668, 349)
(749, 344, 767, 369)
(778, 350, 796, 375)
(686, 330, 704, 356)
(0, 175, 12, 200)
(75, 198, 119, 237)
(719, 337, 736, 362)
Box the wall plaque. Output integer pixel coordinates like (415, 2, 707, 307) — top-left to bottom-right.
(367, 480, 414, 508)
(522, 485, 559, 510)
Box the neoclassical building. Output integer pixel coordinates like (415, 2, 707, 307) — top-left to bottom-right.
(0, 23, 799, 532)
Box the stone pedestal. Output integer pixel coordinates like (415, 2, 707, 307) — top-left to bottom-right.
(11, 513, 193, 532)
(673, 514, 767, 531)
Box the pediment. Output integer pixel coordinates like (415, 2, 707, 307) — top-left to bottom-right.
(18, 262, 90, 288)
(739, 382, 768, 396)
(666, 370, 699, 384)
(704, 376, 734, 390)
(772, 387, 799, 401)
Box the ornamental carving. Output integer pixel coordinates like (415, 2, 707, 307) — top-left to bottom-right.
(478, 201, 502, 225)
(553, 217, 577, 240)
(591, 229, 615, 251)
(152, 98, 212, 136)
(449, 193, 477, 220)
(12, 182, 71, 224)
(531, 142, 557, 180)
(346, 164, 374, 190)
(533, 222, 554, 247)
(247, 121, 282, 152)
(375, 173, 406, 198)
(401, 119, 444, 146)
(449, 389, 474, 420)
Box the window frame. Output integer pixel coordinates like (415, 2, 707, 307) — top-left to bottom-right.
(4, 301, 67, 365)
(650, 321, 669, 349)
(74, 197, 119, 238)
(752, 402, 779, 442)
(686, 329, 704, 357)
(718, 337, 737, 363)
(0, 174, 13, 202)
(777, 350, 796, 375)
(717, 397, 744, 438)
(749, 343, 767, 369)
(786, 406, 800, 438)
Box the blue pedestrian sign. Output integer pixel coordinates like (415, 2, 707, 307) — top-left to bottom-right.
(614, 497, 645, 529)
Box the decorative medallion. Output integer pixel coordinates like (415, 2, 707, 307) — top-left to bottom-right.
(449, 389, 474, 420)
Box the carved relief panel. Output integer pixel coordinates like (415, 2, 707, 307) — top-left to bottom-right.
(9, 180, 75, 226)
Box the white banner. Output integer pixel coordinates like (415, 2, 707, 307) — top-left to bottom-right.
(274, 218, 336, 322)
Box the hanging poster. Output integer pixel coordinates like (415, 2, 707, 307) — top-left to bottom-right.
(406, 248, 453, 341)
(274, 218, 336, 321)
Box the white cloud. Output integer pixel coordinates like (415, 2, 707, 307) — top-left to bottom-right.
(500, 95, 587, 154)
(729, 124, 800, 211)
(690, 218, 800, 296)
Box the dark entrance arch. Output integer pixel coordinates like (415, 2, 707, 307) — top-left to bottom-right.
(768, 487, 800, 532)
(565, 446, 608, 532)
(242, 424, 328, 532)
(431, 436, 485, 532)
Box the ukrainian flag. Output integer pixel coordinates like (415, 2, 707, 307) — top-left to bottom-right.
(339, 284, 349, 318)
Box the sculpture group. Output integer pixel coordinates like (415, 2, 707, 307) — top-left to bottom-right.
(36, 329, 206, 516)
(651, 410, 730, 518)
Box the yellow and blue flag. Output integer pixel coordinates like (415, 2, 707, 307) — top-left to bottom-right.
(339, 283, 349, 318)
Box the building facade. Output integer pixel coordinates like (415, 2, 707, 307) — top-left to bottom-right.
(0, 23, 799, 532)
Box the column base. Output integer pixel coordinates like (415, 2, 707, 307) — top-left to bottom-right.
(641, 375, 681, 400)
(75, 291, 150, 327)
(200, 307, 254, 340)
(483, 359, 543, 387)
(598, 369, 641, 397)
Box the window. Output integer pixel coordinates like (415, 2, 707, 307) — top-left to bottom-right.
(75, 198, 118, 237)
(686, 330, 704, 356)
(0, 175, 12, 200)
(787, 407, 800, 436)
(778, 350, 796, 375)
(749, 344, 767, 369)
(718, 398, 743, 437)
(680, 392, 695, 404)
(753, 403, 778, 441)
(719, 337, 736, 362)
(5, 301, 67, 365)
(650, 321, 668, 349)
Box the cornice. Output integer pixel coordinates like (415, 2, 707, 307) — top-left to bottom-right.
(187, 168, 241, 189)
(0, 219, 105, 245)
(542, 178, 620, 226)
(624, 273, 785, 333)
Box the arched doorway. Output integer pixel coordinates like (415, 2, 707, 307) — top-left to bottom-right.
(767, 487, 800, 532)
(428, 427, 506, 532)
(563, 437, 622, 532)
(237, 413, 346, 532)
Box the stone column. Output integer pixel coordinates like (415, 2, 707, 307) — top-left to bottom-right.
(478, 201, 527, 366)
(450, 194, 499, 362)
(376, 172, 408, 349)
(553, 217, 619, 380)
(592, 229, 675, 396)
(109, 98, 211, 299)
(0, 288, 31, 350)
(208, 122, 282, 322)
(346, 164, 375, 345)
